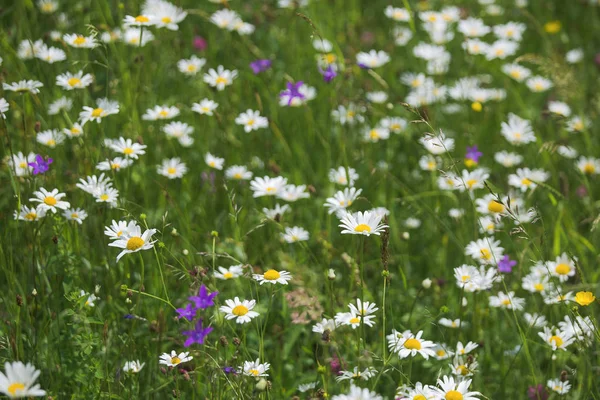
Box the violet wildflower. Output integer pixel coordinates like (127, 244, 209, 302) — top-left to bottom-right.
(189, 284, 218, 310)
(250, 59, 272, 74)
(193, 36, 207, 51)
(465, 145, 482, 167)
(28, 154, 53, 175)
(527, 384, 549, 400)
(176, 303, 197, 321)
(279, 81, 305, 106)
(223, 366, 236, 375)
(182, 319, 213, 347)
(319, 64, 337, 83)
(498, 255, 516, 273)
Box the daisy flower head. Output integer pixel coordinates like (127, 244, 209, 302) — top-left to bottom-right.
(76, 173, 113, 195)
(380, 117, 407, 134)
(220, 297, 259, 324)
(30, 188, 70, 213)
(204, 66, 238, 91)
(281, 226, 309, 243)
(324, 187, 362, 215)
(501, 63, 531, 82)
(104, 220, 131, 240)
(547, 252, 576, 282)
(331, 104, 366, 126)
(538, 327, 575, 351)
(63, 123, 85, 138)
(576, 156, 600, 175)
(566, 116, 590, 133)
(485, 40, 519, 60)
(253, 268, 292, 285)
(0, 98, 8, 118)
(8, 152, 36, 176)
(526, 76, 553, 92)
(215, 265, 244, 280)
(456, 168, 490, 192)
(250, 176, 288, 197)
(0, 361, 46, 398)
(108, 137, 147, 159)
(80, 290, 98, 307)
(79, 98, 119, 124)
(489, 291, 525, 310)
(331, 384, 383, 400)
(384, 6, 410, 21)
(205, 152, 224, 170)
(157, 157, 188, 179)
(312, 318, 337, 334)
(335, 366, 377, 382)
(335, 311, 367, 329)
(277, 184, 310, 202)
(363, 126, 390, 142)
(36, 45, 66, 63)
(395, 330, 436, 359)
(108, 224, 157, 262)
(48, 97, 72, 115)
(494, 151, 523, 167)
(177, 55, 206, 76)
(63, 33, 97, 48)
(241, 359, 270, 378)
(419, 131, 455, 154)
(143, 0, 187, 30)
(548, 101, 571, 117)
(500, 113, 536, 145)
(547, 379, 571, 395)
(36, 129, 65, 148)
(225, 165, 253, 181)
(393, 26, 414, 46)
(458, 17, 491, 37)
(329, 166, 359, 186)
(508, 168, 549, 192)
(163, 121, 194, 146)
(123, 28, 155, 46)
(14, 205, 47, 222)
(210, 9, 242, 30)
(2, 80, 43, 95)
(366, 91, 388, 104)
(38, 0, 58, 13)
(95, 185, 119, 206)
(465, 237, 504, 265)
(339, 211, 388, 236)
(63, 208, 88, 224)
(430, 375, 481, 400)
(142, 105, 180, 121)
(123, 14, 156, 28)
(450, 356, 479, 378)
(348, 299, 378, 320)
(566, 48, 583, 64)
(122, 360, 145, 373)
(159, 351, 193, 367)
(235, 109, 269, 132)
(493, 22, 526, 41)
(356, 50, 390, 69)
(262, 204, 291, 220)
(192, 99, 219, 116)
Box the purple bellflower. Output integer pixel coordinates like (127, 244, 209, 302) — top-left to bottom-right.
(28, 154, 53, 175)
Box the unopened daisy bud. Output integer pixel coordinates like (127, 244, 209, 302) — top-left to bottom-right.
(440, 306, 449, 313)
(183, 249, 189, 256)
(327, 269, 336, 280)
(471, 101, 482, 112)
(256, 378, 268, 391)
(125, 298, 132, 304)
(386, 103, 393, 109)
(317, 365, 326, 374)
(551, 353, 557, 360)
(32, 288, 38, 296)
(211, 230, 219, 237)
(382, 270, 390, 277)
(402, 232, 410, 240)
(462, 297, 468, 307)
(171, 228, 178, 236)
(422, 278, 432, 289)
(140, 213, 146, 220)
(120, 284, 128, 295)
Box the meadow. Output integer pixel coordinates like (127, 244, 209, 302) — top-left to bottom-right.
(1, 0, 600, 398)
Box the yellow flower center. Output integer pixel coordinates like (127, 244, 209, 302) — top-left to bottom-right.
(354, 224, 371, 233)
(458, 365, 469, 375)
(215, 76, 227, 84)
(346, 111, 355, 118)
(583, 163, 595, 174)
(521, 178, 532, 186)
(325, 53, 336, 64)
(209, 161, 216, 167)
(223, 272, 233, 279)
(555, 263, 570, 275)
(534, 283, 544, 292)
(534, 83, 543, 91)
(369, 130, 379, 140)
(71, 213, 79, 219)
(574, 121, 583, 131)
(414, 395, 427, 400)
(232, 305, 249, 316)
(25, 212, 37, 220)
(167, 167, 176, 175)
(391, 123, 401, 131)
(466, 179, 478, 188)
(91, 108, 104, 117)
(246, 119, 255, 126)
(41, 3, 54, 12)
(428, 15, 437, 22)
(264, 269, 281, 280)
(68, 77, 81, 87)
(135, 15, 150, 23)
(187, 64, 196, 72)
(126, 236, 145, 251)
(171, 356, 181, 365)
(549, 335, 563, 347)
(111, 163, 120, 169)
(480, 248, 491, 260)
(162, 17, 172, 23)
(445, 390, 464, 400)
(19, 162, 27, 168)
(47, 139, 56, 146)
(123, 147, 134, 155)
(159, 110, 169, 118)
(73, 36, 86, 45)
(233, 173, 242, 179)
(501, 298, 511, 306)
(495, 49, 504, 56)
(488, 200, 504, 213)
(71, 127, 81, 135)
(461, 275, 470, 282)
(44, 196, 57, 206)
(349, 317, 360, 324)
(100, 194, 109, 201)
(436, 350, 446, 357)
(249, 369, 260, 376)
(265, 187, 275, 193)
(404, 338, 422, 350)
(8, 383, 25, 395)
(427, 161, 436, 170)
(510, 70, 521, 79)
(116, 231, 123, 237)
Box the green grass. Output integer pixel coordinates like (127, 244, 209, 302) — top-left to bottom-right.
(1, 0, 600, 398)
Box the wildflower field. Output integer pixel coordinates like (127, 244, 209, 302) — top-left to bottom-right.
(2, 0, 600, 398)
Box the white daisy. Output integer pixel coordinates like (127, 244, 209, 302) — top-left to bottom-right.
(253, 269, 292, 285)
(30, 188, 70, 213)
(220, 298, 259, 324)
